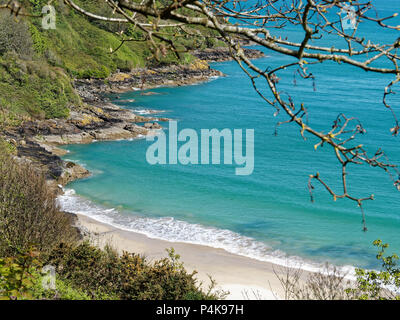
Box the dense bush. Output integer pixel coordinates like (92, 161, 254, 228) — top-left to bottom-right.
(46, 242, 223, 300)
(0, 150, 78, 257)
(0, 0, 224, 122)
(0, 248, 41, 300)
(0, 242, 224, 300)
(0, 247, 95, 300)
(0, 53, 80, 119)
(0, 12, 33, 58)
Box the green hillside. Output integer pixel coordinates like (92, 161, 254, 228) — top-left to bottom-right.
(0, 0, 219, 122)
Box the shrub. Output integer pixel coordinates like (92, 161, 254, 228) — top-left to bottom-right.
(346, 240, 400, 300)
(0, 137, 16, 155)
(29, 24, 48, 56)
(0, 248, 95, 300)
(0, 151, 78, 257)
(0, 12, 33, 58)
(0, 54, 78, 119)
(0, 248, 41, 300)
(31, 278, 95, 300)
(46, 242, 224, 300)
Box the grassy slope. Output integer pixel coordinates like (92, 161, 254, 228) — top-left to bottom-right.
(0, 53, 81, 120)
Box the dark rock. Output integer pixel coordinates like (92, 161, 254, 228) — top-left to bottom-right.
(144, 122, 162, 129)
(17, 140, 64, 179)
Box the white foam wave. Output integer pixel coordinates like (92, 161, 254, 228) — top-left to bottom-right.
(128, 134, 146, 141)
(57, 188, 356, 276)
(134, 109, 155, 115)
(208, 75, 221, 81)
(133, 108, 166, 115)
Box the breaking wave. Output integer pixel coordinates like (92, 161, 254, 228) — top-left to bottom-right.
(57, 188, 356, 276)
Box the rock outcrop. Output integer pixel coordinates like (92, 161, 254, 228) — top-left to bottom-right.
(74, 64, 224, 98)
(191, 47, 264, 62)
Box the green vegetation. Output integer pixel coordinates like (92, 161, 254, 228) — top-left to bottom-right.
(32, 278, 94, 300)
(0, 137, 16, 154)
(29, 0, 219, 76)
(45, 243, 222, 300)
(0, 52, 80, 119)
(0, 6, 80, 121)
(0, 244, 224, 300)
(0, 150, 78, 258)
(347, 240, 400, 300)
(0, 0, 221, 122)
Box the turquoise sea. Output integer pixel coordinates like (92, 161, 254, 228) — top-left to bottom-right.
(59, 1, 400, 271)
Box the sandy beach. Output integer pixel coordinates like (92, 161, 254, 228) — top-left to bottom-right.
(76, 214, 310, 300)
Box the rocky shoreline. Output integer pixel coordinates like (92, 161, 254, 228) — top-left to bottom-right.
(191, 47, 263, 62)
(1, 47, 264, 189)
(77, 62, 224, 100)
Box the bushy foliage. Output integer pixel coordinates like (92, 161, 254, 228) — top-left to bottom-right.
(0, 242, 224, 300)
(0, 248, 41, 300)
(31, 277, 95, 300)
(346, 240, 400, 300)
(0, 137, 16, 154)
(0, 248, 94, 300)
(0, 53, 80, 119)
(0, 0, 222, 122)
(29, 24, 49, 56)
(20, 0, 220, 77)
(46, 242, 223, 300)
(0, 12, 33, 58)
(0, 150, 78, 257)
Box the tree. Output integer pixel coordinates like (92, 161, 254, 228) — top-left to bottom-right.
(3, 0, 400, 229)
(0, 150, 78, 257)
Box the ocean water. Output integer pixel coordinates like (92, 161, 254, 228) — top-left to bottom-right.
(59, 1, 400, 271)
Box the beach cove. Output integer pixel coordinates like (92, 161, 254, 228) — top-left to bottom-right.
(76, 213, 290, 299)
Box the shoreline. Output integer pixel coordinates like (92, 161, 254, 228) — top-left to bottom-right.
(59, 188, 358, 280)
(75, 212, 295, 300)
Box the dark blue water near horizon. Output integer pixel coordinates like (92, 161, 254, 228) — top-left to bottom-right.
(59, 1, 400, 270)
